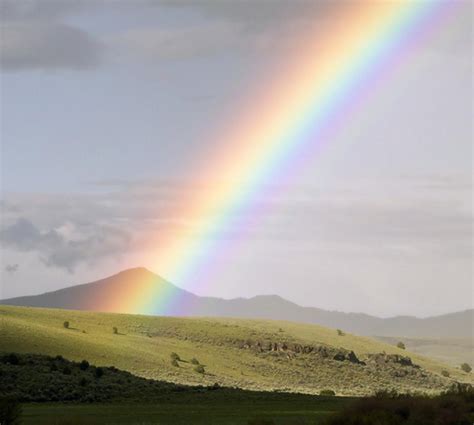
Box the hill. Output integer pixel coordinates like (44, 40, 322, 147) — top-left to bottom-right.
(1, 305, 471, 396)
(374, 336, 474, 368)
(1, 267, 472, 338)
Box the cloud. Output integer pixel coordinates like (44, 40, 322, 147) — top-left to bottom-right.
(4, 264, 19, 274)
(112, 22, 245, 62)
(0, 218, 130, 272)
(0, 22, 103, 72)
(1, 174, 471, 271)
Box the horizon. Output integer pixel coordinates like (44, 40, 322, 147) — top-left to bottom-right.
(2, 265, 472, 320)
(1, 0, 472, 318)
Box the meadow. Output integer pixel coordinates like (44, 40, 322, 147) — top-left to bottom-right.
(1, 305, 470, 396)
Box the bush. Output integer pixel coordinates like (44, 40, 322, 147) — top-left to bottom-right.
(325, 391, 473, 425)
(0, 398, 22, 425)
(63, 321, 70, 329)
(320, 389, 336, 396)
(194, 365, 205, 374)
(171, 359, 179, 367)
(2, 354, 20, 365)
(396, 341, 406, 350)
(191, 358, 200, 365)
(461, 363, 471, 373)
(79, 360, 90, 371)
(113, 326, 118, 334)
(336, 329, 344, 336)
(95, 367, 104, 378)
(170, 352, 181, 361)
(441, 369, 450, 377)
(62, 366, 72, 375)
(79, 377, 89, 387)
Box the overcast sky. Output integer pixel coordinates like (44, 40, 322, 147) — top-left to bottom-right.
(0, 0, 472, 317)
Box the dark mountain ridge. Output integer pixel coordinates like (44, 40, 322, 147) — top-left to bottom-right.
(1, 267, 472, 338)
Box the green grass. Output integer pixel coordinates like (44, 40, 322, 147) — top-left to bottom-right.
(20, 399, 347, 425)
(1, 305, 470, 395)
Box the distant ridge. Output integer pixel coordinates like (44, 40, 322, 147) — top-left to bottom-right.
(1, 267, 472, 338)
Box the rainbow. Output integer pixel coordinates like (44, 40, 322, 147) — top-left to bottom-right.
(104, 0, 456, 315)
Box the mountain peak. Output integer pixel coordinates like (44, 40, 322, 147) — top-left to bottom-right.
(116, 267, 157, 278)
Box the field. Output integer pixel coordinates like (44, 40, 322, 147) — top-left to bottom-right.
(20, 398, 347, 425)
(1, 305, 470, 396)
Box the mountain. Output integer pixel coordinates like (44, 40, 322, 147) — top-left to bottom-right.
(1, 267, 472, 338)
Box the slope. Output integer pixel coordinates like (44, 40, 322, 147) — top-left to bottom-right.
(0, 305, 471, 396)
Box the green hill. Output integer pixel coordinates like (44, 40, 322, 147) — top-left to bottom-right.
(0, 305, 471, 396)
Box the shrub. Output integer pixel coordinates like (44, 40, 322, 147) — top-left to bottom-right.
(441, 369, 450, 377)
(461, 363, 471, 373)
(336, 329, 344, 336)
(171, 359, 179, 367)
(325, 391, 473, 425)
(2, 354, 19, 365)
(320, 389, 336, 396)
(79, 377, 89, 387)
(396, 341, 406, 350)
(63, 321, 70, 329)
(170, 352, 181, 361)
(79, 360, 90, 371)
(62, 366, 72, 375)
(113, 326, 118, 334)
(95, 367, 104, 378)
(191, 358, 200, 365)
(194, 365, 205, 374)
(0, 398, 22, 425)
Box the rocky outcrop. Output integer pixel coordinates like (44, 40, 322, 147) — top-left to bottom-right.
(236, 339, 367, 365)
(367, 353, 419, 368)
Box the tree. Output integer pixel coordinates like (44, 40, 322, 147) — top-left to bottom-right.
(63, 321, 70, 329)
(336, 329, 344, 336)
(396, 341, 406, 350)
(0, 398, 22, 425)
(461, 363, 471, 373)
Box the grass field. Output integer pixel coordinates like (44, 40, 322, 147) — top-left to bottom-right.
(20, 398, 348, 425)
(1, 305, 471, 395)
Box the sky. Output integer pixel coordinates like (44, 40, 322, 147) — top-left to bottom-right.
(0, 0, 472, 317)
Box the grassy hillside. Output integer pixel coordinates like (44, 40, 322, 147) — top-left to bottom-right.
(375, 336, 474, 368)
(1, 305, 471, 396)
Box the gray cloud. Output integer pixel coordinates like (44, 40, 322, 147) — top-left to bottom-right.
(1, 174, 471, 267)
(4, 263, 19, 274)
(2, 0, 468, 72)
(0, 218, 130, 272)
(0, 22, 103, 71)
